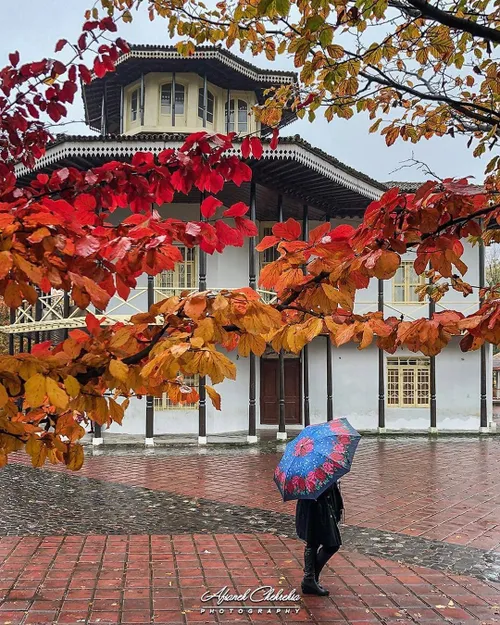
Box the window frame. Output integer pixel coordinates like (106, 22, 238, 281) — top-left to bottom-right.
(387, 356, 430, 408)
(225, 98, 249, 133)
(160, 82, 186, 118)
(154, 245, 198, 301)
(130, 88, 139, 123)
(154, 373, 199, 411)
(198, 88, 215, 124)
(392, 260, 426, 304)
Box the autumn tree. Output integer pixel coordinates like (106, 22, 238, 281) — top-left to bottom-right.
(0, 4, 499, 470)
(113, 0, 500, 187)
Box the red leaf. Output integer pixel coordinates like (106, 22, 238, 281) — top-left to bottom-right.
(309, 222, 331, 243)
(55, 39, 67, 53)
(31, 341, 52, 357)
(93, 57, 106, 79)
(270, 128, 279, 151)
(85, 313, 102, 335)
(78, 64, 92, 84)
(9, 51, 19, 67)
(331, 224, 355, 241)
(200, 196, 222, 219)
(256, 235, 279, 252)
(250, 137, 263, 159)
(76, 236, 101, 257)
(207, 170, 224, 194)
(273, 218, 301, 241)
(74, 193, 97, 213)
(235, 217, 258, 237)
(215, 221, 244, 247)
(223, 202, 248, 218)
(241, 137, 251, 159)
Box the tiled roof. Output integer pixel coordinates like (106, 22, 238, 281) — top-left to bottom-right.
(47, 132, 386, 192)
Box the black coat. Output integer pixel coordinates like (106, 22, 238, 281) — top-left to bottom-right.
(295, 482, 343, 547)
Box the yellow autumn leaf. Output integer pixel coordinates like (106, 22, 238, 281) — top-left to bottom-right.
(65, 444, 84, 471)
(46, 377, 69, 410)
(109, 359, 129, 383)
(0, 384, 9, 408)
(64, 375, 80, 398)
(26, 436, 47, 468)
(25, 374, 47, 407)
(205, 385, 221, 410)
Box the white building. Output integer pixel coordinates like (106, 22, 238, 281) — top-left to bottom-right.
(6, 45, 495, 442)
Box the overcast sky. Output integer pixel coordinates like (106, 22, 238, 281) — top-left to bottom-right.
(0, 0, 489, 184)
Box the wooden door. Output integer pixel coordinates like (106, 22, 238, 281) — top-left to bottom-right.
(260, 359, 301, 425)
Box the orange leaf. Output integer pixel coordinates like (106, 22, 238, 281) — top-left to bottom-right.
(206, 385, 221, 410)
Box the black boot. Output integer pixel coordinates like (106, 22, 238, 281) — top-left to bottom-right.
(315, 546, 336, 590)
(301, 547, 329, 596)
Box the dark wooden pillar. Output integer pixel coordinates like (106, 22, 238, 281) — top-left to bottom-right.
(479, 236, 488, 430)
(378, 279, 386, 431)
(302, 204, 310, 427)
(325, 213, 333, 422)
(429, 291, 437, 432)
(171, 72, 176, 127)
(145, 275, 155, 446)
(119, 86, 124, 134)
(248, 181, 258, 443)
(225, 89, 231, 132)
(277, 195, 287, 440)
(202, 74, 208, 128)
(140, 73, 145, 126)
(8, 310, 14, 356)
(63, 292, 70, 341)
(198, 194, 207, 444)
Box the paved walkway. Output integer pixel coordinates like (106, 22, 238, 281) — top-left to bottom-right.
(1, 437, 499, 624)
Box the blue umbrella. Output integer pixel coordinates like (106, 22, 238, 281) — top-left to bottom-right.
(274, 418, 361, 501)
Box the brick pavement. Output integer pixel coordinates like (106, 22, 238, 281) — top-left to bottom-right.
(0, 533, 499, 625)
(11, 437, 500, 552)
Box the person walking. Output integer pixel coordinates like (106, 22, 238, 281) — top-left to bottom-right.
(295, 481, 343, 596)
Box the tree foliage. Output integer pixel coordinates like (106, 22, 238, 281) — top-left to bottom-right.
(102, 0, 500, 187)
(0, 4, 499, 469)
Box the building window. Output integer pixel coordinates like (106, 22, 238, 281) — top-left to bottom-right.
(198, 88, 215, 124)
(160, 83, 185, 116)
(154, 246, 197, 301)
(393, 260, 426, 303)
(387, 357, 430, 407)
(225, 99, 248, 132)
(130, 89, 139, 122)
(154, 374, 199, 411)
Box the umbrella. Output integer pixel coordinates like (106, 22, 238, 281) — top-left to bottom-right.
(274, 418, 361, 501)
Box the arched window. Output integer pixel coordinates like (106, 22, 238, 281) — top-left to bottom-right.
(160, 83, 185, 116)
(198, 88, 215, 124)
(225, 99, 248, 132)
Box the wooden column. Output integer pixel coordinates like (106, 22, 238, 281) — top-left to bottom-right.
(429, 289, 437, 432)
(119, 85, 124, 134)
(277, 195, 287, 440)
(202, 75, 208, 128)
(325, 213, 333, 421)
(101, 88, 107, 136)
(198, 193, 207, 445)
(248, 181, 258, 443)
(63, 293, 70, 341)
(171, 72, 176, 127)
(140, 73, 145, 126)
(34, 292, 42, 346)
(378, 279, 386, 431)
(479, 236, 488, 430)
(302, 204, 310, 427)
(225, 89, 231, 132)
(8, 310, 14, 356)
(145, 275, 155, 446)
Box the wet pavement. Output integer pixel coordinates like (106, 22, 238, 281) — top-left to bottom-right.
(1, 436, 500, 624)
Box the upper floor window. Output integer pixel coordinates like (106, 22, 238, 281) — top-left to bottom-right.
(130, 89, 139, 122)
(198, 88, 215, 124)
(225, 99, 248, 133)
(393, 260, 425, 303)
(160, 83, 185, 116)
(154, 246, 197, 301)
